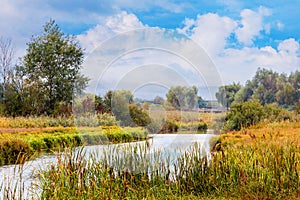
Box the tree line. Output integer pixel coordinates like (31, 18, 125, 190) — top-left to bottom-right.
(216, 68, 300, 111)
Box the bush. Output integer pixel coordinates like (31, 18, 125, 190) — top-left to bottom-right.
(97, 113, 117, 126)
(197, 122, 208, 131)
(224, 100, 297, 131)
(129, 104, 151, 126)
(224, 99, 264, 131)
(160, 120, 179, 133)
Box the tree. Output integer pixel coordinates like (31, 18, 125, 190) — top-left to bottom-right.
(224, 99, 264, 131)
(234, 68, 299, 109)
(103, 90, 113, 113)
(197, 96, 207, 108)
(111, 90, 134, 126)
(0, 37, 14, 109)
(166, 86, 198, 110)
(215, 82, 241, 109)
(20, 19, 88, 115)
(153, 96, 164, 104)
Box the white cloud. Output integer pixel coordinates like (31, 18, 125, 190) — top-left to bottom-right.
(1, 0, 299, 98)
(216, 39, 300, 84)
(77, 12, 145, 53)
(178, 13, 237, 56)
(278, 38, 299, 55)
(235, 6, 271, 45)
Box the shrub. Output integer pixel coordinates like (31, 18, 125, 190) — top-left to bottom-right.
(129, 104, 151, 126)
(224, 100, 297, 131)
(197, 122, 208, 131)
(160, 120, 179, 133)
(97, 113, 117, 126)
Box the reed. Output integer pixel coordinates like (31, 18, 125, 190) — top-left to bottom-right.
(38, 125, 299, 199)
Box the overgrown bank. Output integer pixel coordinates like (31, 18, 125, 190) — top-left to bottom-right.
(0, 126, 148, 166)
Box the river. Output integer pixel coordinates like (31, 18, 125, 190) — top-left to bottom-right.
(0, 133, 215, 199)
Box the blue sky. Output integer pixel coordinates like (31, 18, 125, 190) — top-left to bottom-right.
(1, 0, 299, 99)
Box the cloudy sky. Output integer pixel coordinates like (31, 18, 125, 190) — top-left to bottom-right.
(1, 0, 299, 99)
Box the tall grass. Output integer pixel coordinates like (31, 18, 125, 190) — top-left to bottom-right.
(38, 128, 299, 200)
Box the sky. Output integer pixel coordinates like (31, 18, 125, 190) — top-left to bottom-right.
(1, 0, 299, 100)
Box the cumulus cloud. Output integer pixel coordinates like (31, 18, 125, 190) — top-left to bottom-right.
(216, 38, 300, 84)
(278, 38, 299, 55)
(235, 6, 271, 45)
(178, 13, 237, 56)
(175, 7, 299, 85)
(77, 12, 145, 53)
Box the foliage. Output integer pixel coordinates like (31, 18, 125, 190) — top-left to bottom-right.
(224, 100, 297, 131)
(215, 82, 241, 108)
(227, 68, 300, 109)
(129, 104, 151, 126)
(166, 86, 198, 110)
(0, 138, 31, 166)
(0, 116, 74, 128)
(0, 126, 148, 166)
(110, 90, 134, 126)
(153, 96, 164, 104)
(16, 19, 88, 115)
(97, 113, 117, 126)
(197, 96, 207, 108)
(0, 37, 14, 109)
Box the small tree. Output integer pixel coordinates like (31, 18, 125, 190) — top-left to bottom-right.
(129, 104, 151, 126)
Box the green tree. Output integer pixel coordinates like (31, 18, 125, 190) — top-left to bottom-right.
(166, 86, 198, 110)
(197, 96, 207, 108)
(20, 19, 88, 115)
(234, 68, 299, 109)
(216, 82, 241, 109)
(111, 90, 133, 126)
(224, 99, 264, 131)
(103, 90, 113, 113)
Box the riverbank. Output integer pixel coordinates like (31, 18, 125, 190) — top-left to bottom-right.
(0, 126, 148, 166)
